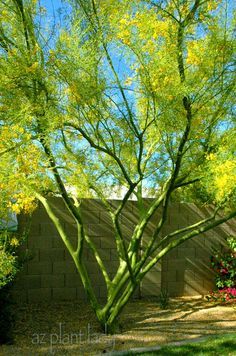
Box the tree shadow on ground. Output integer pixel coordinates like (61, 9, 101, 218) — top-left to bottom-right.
(121, 298, 227, 331)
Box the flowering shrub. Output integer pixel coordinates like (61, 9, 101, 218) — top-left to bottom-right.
(0, 231, 20, 288)
(0, 229, 28, 344)
(207, 287, 236, 303)
(0, 231, 19, 344)
(206, 236, 236, 304)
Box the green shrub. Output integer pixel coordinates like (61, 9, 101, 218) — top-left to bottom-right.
(0, 230, 23, 344)
(0, 284, 15, 344)
(158, 289, 169, 309)
(0, 231, 20, 288)
(206, 236, 236, 304)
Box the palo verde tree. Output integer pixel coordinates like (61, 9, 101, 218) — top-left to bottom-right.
(0, 0, 236, 332)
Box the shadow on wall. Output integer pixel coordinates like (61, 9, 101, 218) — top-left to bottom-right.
(161, 203, 236, 297)
(10, 199, 236, 302)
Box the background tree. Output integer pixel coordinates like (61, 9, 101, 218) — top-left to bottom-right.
(0, 0, 235, 332)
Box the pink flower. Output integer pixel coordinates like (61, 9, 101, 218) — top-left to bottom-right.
(220, 268, 228, 274)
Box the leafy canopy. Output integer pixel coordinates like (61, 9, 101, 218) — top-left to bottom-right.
(0, 0, 235, 211)
(1, 0, 236, 333)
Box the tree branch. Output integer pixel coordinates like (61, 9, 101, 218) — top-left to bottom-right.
(141, 208, 236, 277)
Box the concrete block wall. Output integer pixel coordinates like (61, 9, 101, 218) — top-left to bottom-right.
(11, 198, 236, 302)
(161, 203, 236, 296)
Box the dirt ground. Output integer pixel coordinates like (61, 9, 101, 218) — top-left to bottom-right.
(1, 297, 236, 355)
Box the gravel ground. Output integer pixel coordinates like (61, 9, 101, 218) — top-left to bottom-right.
(1, 297, 236, 355)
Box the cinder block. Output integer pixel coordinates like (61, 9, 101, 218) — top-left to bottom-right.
(81, 209, 100, 224)
(55, 209, 75, 224)
(64, 248, 78, 261)
(120, 224, 134, 239)
(65, 274, 83, 288)
(17, 263, 28, 275)
(150, 262, 162, 273)
(40, 223, 59, 236)
(161, 224, 177, 237)
(177, 217, 189, 229)
(203, 279, 215, 292)
(27, 262, 52, 274)
(161, 270, 177, 283)
(119, 200, 134, 213)
(181, 239, 199, 248)
(13, 275, 41, 289)
(64, 247, 89, 261)
(185, 259, 211, 274)
(53, 261, 77, 274)
(52, 288, 76, 301)
(165, 248, 178, 259)
(39, 248, 65, 262)
(141, 282, 161, 296)
(195, 266, 214, 280)
(17, 200, 236, 300)
(88, 224, 114, 237)
(99, 285, 108, 298)
(195, 248, 211, 259)
(107, 261, 119, 274)
(31, 208, 49, 221)
(99, 211, 113, 225)
(28, 223, 41, 236)
(52, 236, 65, 248)
(161, 258, 168, 272)
(107, 200, 121, 210)
(178, 247, 195, 258)
(181, 204, 200, 224)
(88, 248, 111, 261)
(41, 274, 64, 288)
(142, 222, 156, 238)
(84, 236, 101, 249)
(100, 236, 116, 248)
(81, 199, 105, 212)
(26, 248, 40, 262)
(110, 249, 119, 261)
(47, 197, 67, 210)
(63, 222, 78, 235)
(28, 288, 52, 302)
(166, 282, 184, 297)
(28, 233, 53, 249)
(183, 279, 205, 296)
(86, 272, 104, 285)
(76, 287, 87, 300)
(176, 269, 194, 282)
(143, 271, 161, 285)
(10, 289, 28, 303)
(120, 211, 139, 227)
(168, 259, 186, 271)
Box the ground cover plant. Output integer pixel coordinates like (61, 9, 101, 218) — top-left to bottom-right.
(0, 0, 236, 333)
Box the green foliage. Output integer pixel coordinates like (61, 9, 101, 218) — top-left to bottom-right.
(0, 231, 20, 288)
(206, 287, 236, 303)
(0, 285, 15, 344)
(206, 236, 236, 304)
(211, 236, 236, 289)
(158, 289, 169, 309)
(0, 0, 236, 332)
(0, 227, 31, 344)
(0, 231, 20, 344)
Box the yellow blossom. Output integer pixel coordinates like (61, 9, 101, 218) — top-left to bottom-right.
(10, 238, 20, 247)
(27, 62, 39, 72)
